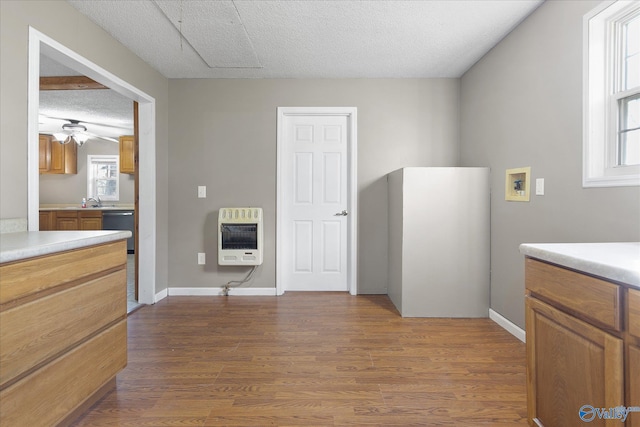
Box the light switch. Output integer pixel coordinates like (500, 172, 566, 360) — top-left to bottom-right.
(535, 178, 544, 196)
(198, 186, 206, 198)
(198, 252, 206, 265)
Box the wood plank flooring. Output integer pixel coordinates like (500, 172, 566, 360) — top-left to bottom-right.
(71, 293, 527, 426)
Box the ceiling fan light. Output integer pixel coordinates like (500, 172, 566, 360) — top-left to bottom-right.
(74, 133, 90, 146)
(53, 132, 67, 142)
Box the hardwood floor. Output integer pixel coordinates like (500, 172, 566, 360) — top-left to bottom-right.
(72, 293, 527, 426)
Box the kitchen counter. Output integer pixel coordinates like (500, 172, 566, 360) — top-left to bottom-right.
(0, 230, 131, 264)
(40, 204, 134, 211)
(0, 230, 129, 426)
(519, 242, 640, 289)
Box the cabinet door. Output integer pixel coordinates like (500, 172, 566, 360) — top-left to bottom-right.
(119, 135, 135, 174)
(54, 212, 79, 230)
(629, 289, 640, 427)
(79, 212, 102, 230)
(526, 296, 624, 427)
(630, 345, 640, 427)
(49, 141, 77, 175)
(39, 211, 53, 231)
(49, 140, 63, 173)
(55, 218, 78, 230)
(39, 135, 52, 173)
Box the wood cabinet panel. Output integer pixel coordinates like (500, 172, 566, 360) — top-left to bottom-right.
(79, 210, 103, 230)
(39, 135, 77, 175)
(55, 216, 79, 230)
(39, 211, 53, 231)
(119, 135, 135, 174)
(630, 345, 640, 427)
(0, 321, 127, 427)
(0, 240, 126, 304)
(40, 210, 104, 231)
(0, 269, 126, 386)
(39, 134, 51, 172)
(526, 296, 624, 427)
(629, 288, 640, 340)
(525, 258, 622, 331)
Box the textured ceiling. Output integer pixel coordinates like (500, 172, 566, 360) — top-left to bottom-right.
(40, 0, 543, 140)
(67, 0, 543, 79)
(39, 55, 134, 141)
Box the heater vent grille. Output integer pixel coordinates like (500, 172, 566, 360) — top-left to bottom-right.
(219, 208, 262, 222)
(218, 207, 263, 266)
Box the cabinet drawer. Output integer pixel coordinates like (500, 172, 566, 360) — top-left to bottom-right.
(79, 210, 102, 218)
(525, 258, 622, 331)
(0, 240, 127, 304)
(54, 210, 78, 218)
(630, 289, 640, 340)
(0, 268, 126, 387)
(0, 320, 126, 427)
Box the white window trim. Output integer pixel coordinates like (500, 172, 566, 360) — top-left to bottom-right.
(583, 0, 640, 187)
(87, 154, 120, 201)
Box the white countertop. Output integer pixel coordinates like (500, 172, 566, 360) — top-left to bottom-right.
(39, 205, 135, 211)
(519, 242, 640, 288)
(0, 230, 132, 264)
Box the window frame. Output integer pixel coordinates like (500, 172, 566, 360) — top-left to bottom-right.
(87, 154, 120, 201)
(583, 0, 640, 187)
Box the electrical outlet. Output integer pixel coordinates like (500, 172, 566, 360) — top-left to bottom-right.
(198, 186, 206, 198)
(198, 252, 206, 265)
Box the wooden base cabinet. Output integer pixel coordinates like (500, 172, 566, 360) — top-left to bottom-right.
(629, 289, 640, 427)
(0, 240, 128, 426)
(526, 297, 623, 427)
(40, 210, 103, 231)
(525, 258, 637, 427)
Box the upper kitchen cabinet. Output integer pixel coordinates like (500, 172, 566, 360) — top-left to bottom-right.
(119, 135, 135, 174)
(39, 134, 77, 175)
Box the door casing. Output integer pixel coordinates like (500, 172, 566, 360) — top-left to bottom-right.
(27, 27, 157, 305)
(276, 107, 358, 295)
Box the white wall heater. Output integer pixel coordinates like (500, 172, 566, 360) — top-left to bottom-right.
(218, 207, 263, 266)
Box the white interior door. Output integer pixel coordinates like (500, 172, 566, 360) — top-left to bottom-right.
(277, 108, 357, 293)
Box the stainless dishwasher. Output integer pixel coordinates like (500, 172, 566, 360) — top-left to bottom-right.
(102, 210, 135, 253)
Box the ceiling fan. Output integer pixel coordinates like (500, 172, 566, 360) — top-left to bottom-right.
(40, 116, 121, 147)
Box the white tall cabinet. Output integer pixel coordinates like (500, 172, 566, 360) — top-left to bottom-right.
(388, 167, 490, 317)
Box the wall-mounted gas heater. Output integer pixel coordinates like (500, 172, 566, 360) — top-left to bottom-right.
(218, 207, 263, 266)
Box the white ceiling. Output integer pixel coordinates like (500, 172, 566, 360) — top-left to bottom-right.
(67, 0, 544, 79)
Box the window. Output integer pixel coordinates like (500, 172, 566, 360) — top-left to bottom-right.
(87, 155, 120, 201)
(584, 0, 640, 187)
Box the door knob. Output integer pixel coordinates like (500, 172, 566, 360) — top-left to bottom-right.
(334, 210, 348, 216)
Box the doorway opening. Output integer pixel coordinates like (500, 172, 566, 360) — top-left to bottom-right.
(27, 27, 157, 305)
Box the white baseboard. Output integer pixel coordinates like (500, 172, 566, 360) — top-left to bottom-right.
(154, 288, 168, 303)
(489, 309, 526, 343)
(167, 287, 277, 296)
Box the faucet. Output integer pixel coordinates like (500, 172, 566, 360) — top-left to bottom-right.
(87, 196, 102, 207)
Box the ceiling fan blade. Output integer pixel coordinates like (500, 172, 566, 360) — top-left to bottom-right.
(83, 131, 119, 143)
(40, 114, 132, 131)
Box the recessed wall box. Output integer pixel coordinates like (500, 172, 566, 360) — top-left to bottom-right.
(505, 167, 531, 202)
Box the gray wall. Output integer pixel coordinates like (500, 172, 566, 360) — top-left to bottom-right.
(0, 0, 170, 293)
(168, 79, 460, 292)
(40, 142, 135, 205)
(460, 0, 640, 329)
